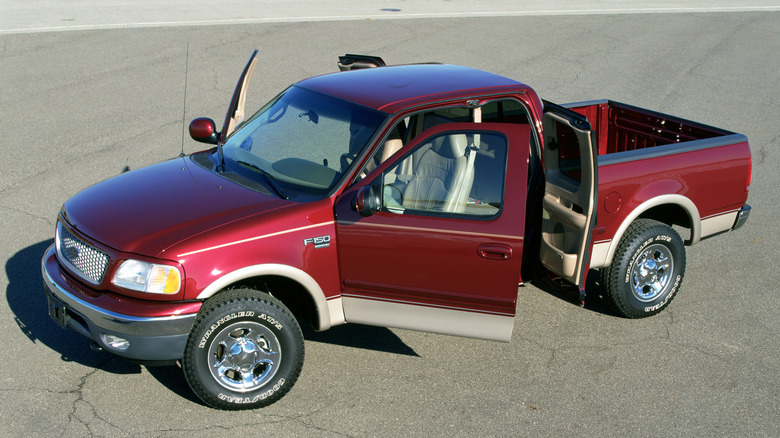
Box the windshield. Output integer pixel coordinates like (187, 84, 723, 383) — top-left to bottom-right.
(219, 86, 386, 198)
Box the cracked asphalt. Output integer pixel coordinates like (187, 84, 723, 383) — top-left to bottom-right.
(1, 8, 779, 438)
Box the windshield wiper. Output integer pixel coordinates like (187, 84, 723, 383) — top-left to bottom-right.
(236, 161, 288, 199)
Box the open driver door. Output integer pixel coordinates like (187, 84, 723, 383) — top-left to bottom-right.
(539, 102, 598, 303)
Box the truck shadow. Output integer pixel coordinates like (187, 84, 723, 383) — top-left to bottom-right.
(530, 269, 618, 317)
(8, 241, 419, 407)
(144, 324, 421, 407)
(302, 323, 420, 357)
(5, 240, 141, 374)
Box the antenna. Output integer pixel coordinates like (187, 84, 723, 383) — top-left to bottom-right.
(179, 43, 190, 158)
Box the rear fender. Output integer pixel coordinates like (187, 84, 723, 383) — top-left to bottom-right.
(592, 194, 700, 268)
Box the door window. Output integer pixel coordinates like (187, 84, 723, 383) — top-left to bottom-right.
(381, 131, 508, 217)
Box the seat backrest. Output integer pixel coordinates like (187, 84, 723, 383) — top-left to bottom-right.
(402, 134, 469, 212)
(444, 134, 475, 213)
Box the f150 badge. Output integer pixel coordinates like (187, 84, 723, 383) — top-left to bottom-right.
(303, 235, 331, 249)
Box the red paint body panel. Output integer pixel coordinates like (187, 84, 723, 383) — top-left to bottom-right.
(567, 101, 751, 242)
(63, 155, 289, 257)
(596, 142, 751, 238)
(297, 64, 525, 113)
(335, 123, 531, 316)
(171, 199, 341, 300)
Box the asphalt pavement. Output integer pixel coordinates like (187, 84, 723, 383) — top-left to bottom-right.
(1, 1, 778, 436)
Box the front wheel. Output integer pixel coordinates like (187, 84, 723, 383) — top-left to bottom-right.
(183, 289, 304, 410)
(603, 219, 686, 318)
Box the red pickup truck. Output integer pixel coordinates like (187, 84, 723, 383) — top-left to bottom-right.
(42, 52, 752, 409)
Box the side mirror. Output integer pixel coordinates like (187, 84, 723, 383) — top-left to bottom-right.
(189, 117, 220, 144)
(353, 185, 379, 217)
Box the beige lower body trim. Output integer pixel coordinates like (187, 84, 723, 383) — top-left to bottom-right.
(342, 296, 514, 342)
(700, 210, 738, 238)
(326, 297, 346, 329)
(590, 241, 612, 268)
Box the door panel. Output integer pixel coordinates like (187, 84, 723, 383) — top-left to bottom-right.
(334, 123, 531, 341)
(221, 50, 259, 142)
(540, 103, 598, 287)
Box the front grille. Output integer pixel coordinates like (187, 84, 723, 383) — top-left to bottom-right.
(56, 222, 109, 285)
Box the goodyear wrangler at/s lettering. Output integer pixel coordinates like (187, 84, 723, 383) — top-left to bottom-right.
(183, 289, 304, 410)
(603, 219, 686, 318)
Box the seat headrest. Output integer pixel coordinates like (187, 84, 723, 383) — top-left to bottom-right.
(448, 134, 468, 157)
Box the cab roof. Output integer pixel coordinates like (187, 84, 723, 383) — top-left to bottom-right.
(295, 63, 527, 114)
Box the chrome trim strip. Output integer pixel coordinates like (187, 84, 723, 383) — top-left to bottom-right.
(701, 208, 740, 220)
(338, 221, 524, 241)
(341, 292, 514, 317)
(42, 246, 196, 337)
(176, 221, 334, 257)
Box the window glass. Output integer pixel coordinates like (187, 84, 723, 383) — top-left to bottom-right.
(482, 100, 530, 124)
(220, 86, 385, 196)
(382, 131, 507, 217)
(552, 122, 582, 183)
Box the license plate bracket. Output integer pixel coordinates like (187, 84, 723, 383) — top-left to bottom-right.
(46, 291, 70, 329)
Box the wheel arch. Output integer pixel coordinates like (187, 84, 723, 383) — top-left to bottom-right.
(196, 264, 344, 331)
(597, 195, 700, 268)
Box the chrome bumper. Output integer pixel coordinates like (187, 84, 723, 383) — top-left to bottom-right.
(41, 245, 198, 362)
(732, 204, 751, 231)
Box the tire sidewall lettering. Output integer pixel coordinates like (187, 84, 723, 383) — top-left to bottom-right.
(217, 378, 287, 404)
(198, 310, 256, 348)
(644, 274, 681, 313)
(183, 290, 305, 409)
(198, 311, 285, 349)
(606, 220, 686, 318)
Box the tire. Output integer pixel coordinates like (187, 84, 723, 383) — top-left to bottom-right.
(183, 289, 304, 410)
(603, 219, 686, 318)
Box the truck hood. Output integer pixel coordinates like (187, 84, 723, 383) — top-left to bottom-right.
(62, 155, 289, 258)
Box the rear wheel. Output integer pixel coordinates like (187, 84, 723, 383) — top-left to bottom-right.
(603, 219, 686, 318)
(183, 289, 304, 410)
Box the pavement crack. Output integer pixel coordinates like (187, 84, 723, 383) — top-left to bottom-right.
(0, 204, 56, 228)
(63, 357, 131, 437)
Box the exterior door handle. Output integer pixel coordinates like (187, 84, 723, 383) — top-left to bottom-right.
(478, 243, 512, 260)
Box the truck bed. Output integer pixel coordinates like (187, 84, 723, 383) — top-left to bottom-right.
(564, 100, 739, 158)
(562, 99, 751, 263)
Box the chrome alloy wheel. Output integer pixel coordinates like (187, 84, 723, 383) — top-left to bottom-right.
(630, 243, 674, 302)
(207, 321, 280, 392)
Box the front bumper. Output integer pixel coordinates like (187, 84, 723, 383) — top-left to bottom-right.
(41, 245, 200, 362)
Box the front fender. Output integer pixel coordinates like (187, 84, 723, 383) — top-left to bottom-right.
(196, 263, 345, 331)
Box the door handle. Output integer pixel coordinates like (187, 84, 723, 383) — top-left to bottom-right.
(478, 244, 512, 260)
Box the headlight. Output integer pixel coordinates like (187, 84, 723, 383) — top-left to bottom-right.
(111, 259, 181, 294)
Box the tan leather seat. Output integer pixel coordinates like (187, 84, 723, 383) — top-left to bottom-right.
(402, 134, 471, 212)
